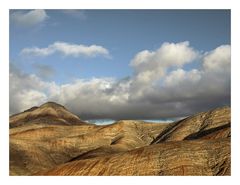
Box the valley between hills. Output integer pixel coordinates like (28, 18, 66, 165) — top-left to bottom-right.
(9, 102, 231, 176)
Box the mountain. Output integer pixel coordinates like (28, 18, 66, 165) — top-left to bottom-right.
(9, 103, 231, 176)
(10, 102, 87, 128)
(10, 119, 168, 175)
(151, 106, 230, 143)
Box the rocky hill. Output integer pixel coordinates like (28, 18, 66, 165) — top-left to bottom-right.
(39, 138, 230, 176)
(10, 102, 87, 128)
(9, 102, 231, 176)
(151, 106, 230, 143)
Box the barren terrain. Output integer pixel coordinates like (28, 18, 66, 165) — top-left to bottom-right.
(10, 102, 230, 176)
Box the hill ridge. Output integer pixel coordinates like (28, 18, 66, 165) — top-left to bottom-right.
(10, 101, 86, 128)
(9, 104, 231, 176)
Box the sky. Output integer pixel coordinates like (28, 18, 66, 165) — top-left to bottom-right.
(9, 9, 231, 121)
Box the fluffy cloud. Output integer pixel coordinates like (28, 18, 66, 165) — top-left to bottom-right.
(203, 45, 231, 74)
(164, 69, 202, 87)
(21, 42, 110, 58)
(131, 41, 198, 69)
(10, 9, 48, 27)
(130, 42, 198, 87)
(10, 42, 231, 120)
(128, 42, 199, 99)
(10, 65, 48, 114)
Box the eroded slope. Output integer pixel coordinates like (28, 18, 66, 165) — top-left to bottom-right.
(9, 103, 231, 176)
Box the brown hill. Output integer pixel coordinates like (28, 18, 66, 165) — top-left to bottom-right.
(10, 120, 168, 175)
(10, 102, 87, 128)
(151, 106, 230, 143)
(9, 103, 231, 176)
(39, 138, 230, 176)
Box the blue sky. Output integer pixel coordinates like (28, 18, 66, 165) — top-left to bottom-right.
(9, 10, 231, 120)
(10, 10, 230, 83)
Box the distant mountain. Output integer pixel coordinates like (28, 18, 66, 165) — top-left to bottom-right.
(9, 103, 230, 176)
(10, 102, 87, 128)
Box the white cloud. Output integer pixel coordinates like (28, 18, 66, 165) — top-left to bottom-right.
(9, 64, 58, 114)
(21, 47, 53, 57)
(131, 41, 198, 70)
(130, 50, 155, 67)
(10, 42, 231, 120)
(203, 45, 231, 74)
(127, 41, 199, 101)
(130, 41, 198, 86)
(15, 90, 47, 111)
(10, 9, 48, 27)
(164, 69, 202, 87)
(21, 42, 110, 58)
